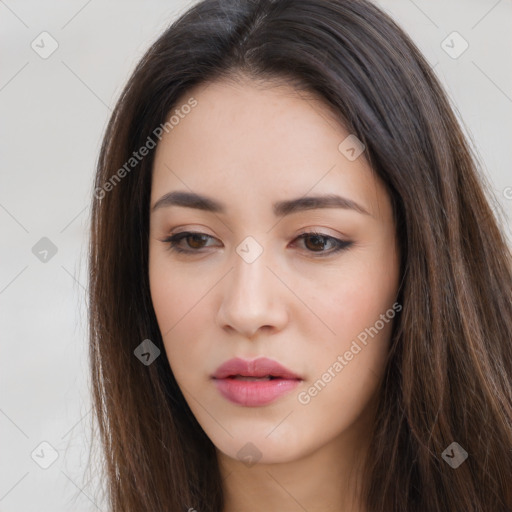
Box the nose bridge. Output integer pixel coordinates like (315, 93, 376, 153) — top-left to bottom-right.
(229, 237, 271, 302)
(217, 235, 288, 335)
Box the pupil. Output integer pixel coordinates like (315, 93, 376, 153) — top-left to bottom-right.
(189, 234, 206, 248)
(306, 235, 325, 251)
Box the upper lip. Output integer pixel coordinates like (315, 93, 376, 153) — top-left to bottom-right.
(212, 357, 302, 380)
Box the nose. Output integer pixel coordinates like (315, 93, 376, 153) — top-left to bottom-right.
(216, 247, 289, 338)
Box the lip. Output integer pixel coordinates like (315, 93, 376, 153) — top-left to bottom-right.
(212, 357, 303, 407)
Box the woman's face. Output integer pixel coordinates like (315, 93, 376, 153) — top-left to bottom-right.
(148, 77, 400, 466)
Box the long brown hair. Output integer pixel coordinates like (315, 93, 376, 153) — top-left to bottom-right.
(87, 0, 512, 510)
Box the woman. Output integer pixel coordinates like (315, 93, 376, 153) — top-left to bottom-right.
(88, 0, 512, 510)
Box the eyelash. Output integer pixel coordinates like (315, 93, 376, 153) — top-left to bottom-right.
(161, 231, 353, 257)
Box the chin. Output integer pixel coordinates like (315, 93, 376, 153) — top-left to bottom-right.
(211, 426, 310, 466)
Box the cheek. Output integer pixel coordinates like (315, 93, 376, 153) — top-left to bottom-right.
(294, 281, 395, 446)
(149, 259, 183, 333)
(148, 252, 214, 382)
(308, 285, 394, 395)
(302, 245, 399, 394)
(149, 253, 185, 344)
(149, 249, 208, 332)
(316, 255, 399, 344)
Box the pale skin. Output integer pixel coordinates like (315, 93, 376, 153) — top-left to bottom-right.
(148, 76, 401, 512)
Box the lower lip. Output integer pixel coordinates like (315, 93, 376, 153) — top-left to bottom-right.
(213, 377, 301, 406)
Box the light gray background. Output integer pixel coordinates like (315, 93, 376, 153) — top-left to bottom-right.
(1, 1, 511, 510)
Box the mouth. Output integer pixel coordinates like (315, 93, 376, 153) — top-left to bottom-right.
(212, 356, 302, 380)
(223, 375, 284, 381)
(211, 357, 303, 406)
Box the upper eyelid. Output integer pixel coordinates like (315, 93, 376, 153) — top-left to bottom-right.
(165, 229, 344, 242)
(167, 226, 345, 237)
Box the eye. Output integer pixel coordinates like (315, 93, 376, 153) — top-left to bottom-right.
(161, 231, 353, 256)
(293, 231, 353, 256)
(161, 231, 218, 254)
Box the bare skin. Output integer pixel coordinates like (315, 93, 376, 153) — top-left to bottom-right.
(148, 76, 400, 512)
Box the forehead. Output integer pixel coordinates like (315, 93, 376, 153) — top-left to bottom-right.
(154, 77, 346, 166)
(150, 78, 385, 219)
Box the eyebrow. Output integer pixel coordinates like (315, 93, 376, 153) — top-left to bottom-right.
(151, 190, 370, 217)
